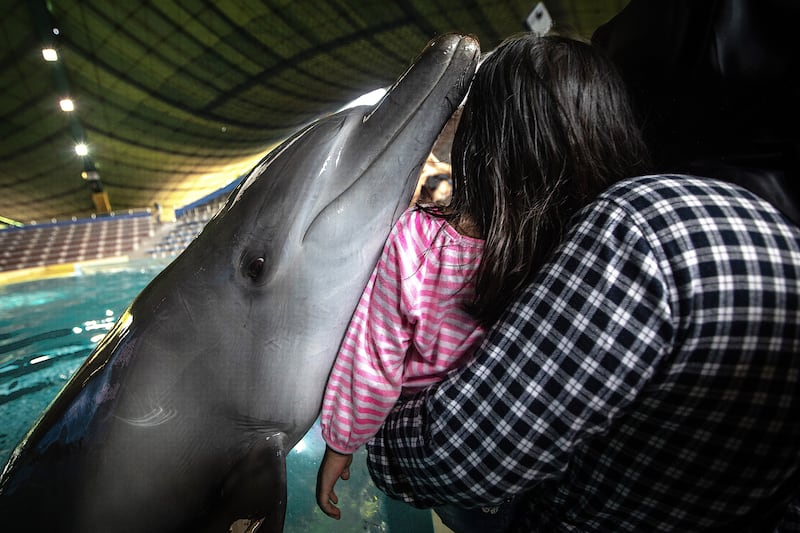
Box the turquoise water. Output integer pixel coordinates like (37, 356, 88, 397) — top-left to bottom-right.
(0, 261, 432, 532)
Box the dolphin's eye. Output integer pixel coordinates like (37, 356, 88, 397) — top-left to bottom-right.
(245, 257, 266, 280)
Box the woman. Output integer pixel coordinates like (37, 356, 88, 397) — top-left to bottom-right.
(367, 29, 800, 533)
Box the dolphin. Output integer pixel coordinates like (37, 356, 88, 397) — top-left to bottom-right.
(0, 33, 479, 532)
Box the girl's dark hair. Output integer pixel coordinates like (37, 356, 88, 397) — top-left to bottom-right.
(442, 33, 651, 325)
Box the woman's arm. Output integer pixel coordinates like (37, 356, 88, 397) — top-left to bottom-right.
(367, 199, 673, 508)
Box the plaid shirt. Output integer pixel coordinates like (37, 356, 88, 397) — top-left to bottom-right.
(367, 175, 800, 532)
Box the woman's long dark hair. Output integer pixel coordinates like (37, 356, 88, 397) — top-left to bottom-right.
(442, 33, 651, 325)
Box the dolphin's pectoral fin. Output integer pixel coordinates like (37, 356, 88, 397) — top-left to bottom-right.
(221, 432, 288, 533)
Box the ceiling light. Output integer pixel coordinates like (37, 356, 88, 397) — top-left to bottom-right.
(75, 143, 88, 156)
(42, 48, 58, 62)
(59, 99, 74, 112)
(526, 3, 553, 35)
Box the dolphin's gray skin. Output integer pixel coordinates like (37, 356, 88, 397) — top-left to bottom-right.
(0, 33, 479, 532)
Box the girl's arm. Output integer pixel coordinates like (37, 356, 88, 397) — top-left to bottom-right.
(320, 210, 424, 454)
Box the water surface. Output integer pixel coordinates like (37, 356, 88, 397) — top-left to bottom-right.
(0, 262, 431, 531)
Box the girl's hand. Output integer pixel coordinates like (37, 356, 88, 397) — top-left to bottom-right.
(316, 446, 353, 520)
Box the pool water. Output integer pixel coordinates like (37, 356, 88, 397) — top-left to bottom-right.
(0, 260, 433, 532)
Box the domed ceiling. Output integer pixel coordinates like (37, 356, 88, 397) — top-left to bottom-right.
(0, 0, 628, 225)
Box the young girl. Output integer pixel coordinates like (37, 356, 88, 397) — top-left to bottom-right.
(316, 31, 650, 532)
(315, 161, 487, 517)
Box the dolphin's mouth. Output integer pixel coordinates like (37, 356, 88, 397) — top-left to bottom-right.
(362, 34, 478, 124)
(302, 34, 479, 244)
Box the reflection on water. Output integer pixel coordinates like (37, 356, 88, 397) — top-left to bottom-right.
(0, 265, 160, 457)
(0, 261, 432, 532)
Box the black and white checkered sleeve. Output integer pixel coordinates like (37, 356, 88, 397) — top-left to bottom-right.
(367, 197, 674, 508)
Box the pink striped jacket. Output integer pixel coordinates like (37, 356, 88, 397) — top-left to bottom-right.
(321, 207, 485, 454)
